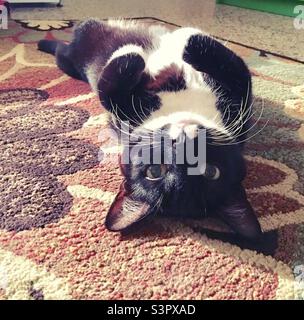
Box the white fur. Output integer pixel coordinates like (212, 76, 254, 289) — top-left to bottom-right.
(141, 27, 229, 139)
(107, 19, 140, 30)
(85, 22, 227, 139)
(107, 44, 147, 65)
(85, 63, 100, 94)
(146, 27, 203, 76)
(148, 25, 170, 39)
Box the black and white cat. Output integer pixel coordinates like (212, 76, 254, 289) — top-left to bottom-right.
(38, 19, 262, 241)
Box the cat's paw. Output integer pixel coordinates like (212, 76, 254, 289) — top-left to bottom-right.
(98, 45, 146, 98)
(105, 52, 146, 85)
(183, 34, 212, 68)
(183, 34, 222, 74)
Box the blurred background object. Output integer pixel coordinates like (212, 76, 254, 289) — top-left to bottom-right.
(6, 0, 303, 62)
(8, 0, 216, 26)
(217, 0, 304, 18)
(7, 0, 61, 4)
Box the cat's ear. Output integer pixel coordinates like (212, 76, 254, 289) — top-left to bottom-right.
(98, 52, 146, 101)
(105, 182, 151, 231)
(216, 186, 262, 241)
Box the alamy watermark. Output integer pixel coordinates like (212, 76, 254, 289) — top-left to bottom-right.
(0, 4, 8, 30)
(294, 5, 304, 29)
(98, 122, 208, 175)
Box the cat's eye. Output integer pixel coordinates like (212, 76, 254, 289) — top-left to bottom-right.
(146, 164, 168, 181)
(203, 164, 220, 180)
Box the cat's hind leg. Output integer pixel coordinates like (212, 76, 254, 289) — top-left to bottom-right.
(55, 42, 85, 81)
(38, 40, 84, 81)
(38, 39, 58, 55)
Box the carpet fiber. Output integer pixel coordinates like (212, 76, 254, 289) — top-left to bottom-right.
(0, 20, 304, 300)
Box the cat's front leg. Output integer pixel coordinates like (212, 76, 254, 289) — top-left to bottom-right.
(97, 45, 159, 125)
(98, 46, 146, 99)
(182, 33, 251, 99)
(97, 45, 146, 115)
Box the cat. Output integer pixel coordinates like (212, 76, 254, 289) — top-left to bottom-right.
(38, 18, 262, 241)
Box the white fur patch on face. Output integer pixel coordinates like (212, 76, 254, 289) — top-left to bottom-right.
(107, 44, 147, 65)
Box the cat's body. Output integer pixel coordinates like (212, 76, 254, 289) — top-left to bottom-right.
(38, 19, 262, 241)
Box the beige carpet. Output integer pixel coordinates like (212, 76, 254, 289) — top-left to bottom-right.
(10, 2, 301, 62)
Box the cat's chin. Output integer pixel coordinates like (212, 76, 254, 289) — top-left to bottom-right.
(139, 111, 231, 141)
(168, 122, 199, 140)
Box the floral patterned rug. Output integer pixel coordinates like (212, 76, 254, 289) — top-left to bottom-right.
(0, 19, 304, 300)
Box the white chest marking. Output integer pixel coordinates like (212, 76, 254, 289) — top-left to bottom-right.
(146, 27, 204, 76)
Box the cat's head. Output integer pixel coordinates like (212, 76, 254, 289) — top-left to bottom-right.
(105, 127, 261, 241)
(99, 48, 262, 241)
